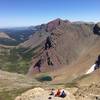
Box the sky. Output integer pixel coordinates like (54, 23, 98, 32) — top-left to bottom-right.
(0, 0, 100, 28)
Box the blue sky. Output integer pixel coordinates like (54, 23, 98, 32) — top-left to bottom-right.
(0, 0, 100, 27)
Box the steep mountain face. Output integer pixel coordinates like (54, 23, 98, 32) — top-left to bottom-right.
(21, 19, 100, 75)
(51, 22, 97, 65)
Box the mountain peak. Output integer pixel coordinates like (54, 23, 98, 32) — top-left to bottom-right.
(46, 18, 69, 32)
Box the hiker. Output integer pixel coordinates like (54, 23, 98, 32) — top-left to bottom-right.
(50, 89, 55, 96)
(33, 59, 42, 72)
(55, 89, 61, 97)
(60, 90, 66, 98)
(95, 55, 100, 70)
(45, 36, 52, 50)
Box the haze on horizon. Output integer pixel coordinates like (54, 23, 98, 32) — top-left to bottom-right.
(0, 0, 100, 28)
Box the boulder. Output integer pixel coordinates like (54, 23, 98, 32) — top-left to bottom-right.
(93, 22, 100, 35)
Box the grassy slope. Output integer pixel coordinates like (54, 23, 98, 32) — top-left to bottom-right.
(0, 70, 41, 100)
(0, 44, 41, 74)
(0, 48, 30, 74)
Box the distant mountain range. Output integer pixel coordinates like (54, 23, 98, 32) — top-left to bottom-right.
(0, 26, 37, 46)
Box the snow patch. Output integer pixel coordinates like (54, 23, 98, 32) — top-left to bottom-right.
(85, 64, 96, 74)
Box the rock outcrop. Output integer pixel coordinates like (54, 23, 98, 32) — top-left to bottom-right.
(15, 87, 76, 100)
(93, 22, 100, 35)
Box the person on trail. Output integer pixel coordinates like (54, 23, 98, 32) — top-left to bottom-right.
(60, 90, 66, 98)
(33, 59, 42, 72)
(45, 36, 52, 50)
(95, 55, 100, 70)
(55, 89, 61, 97)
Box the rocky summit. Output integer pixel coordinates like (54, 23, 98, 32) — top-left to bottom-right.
(15, 87, 76, 100)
